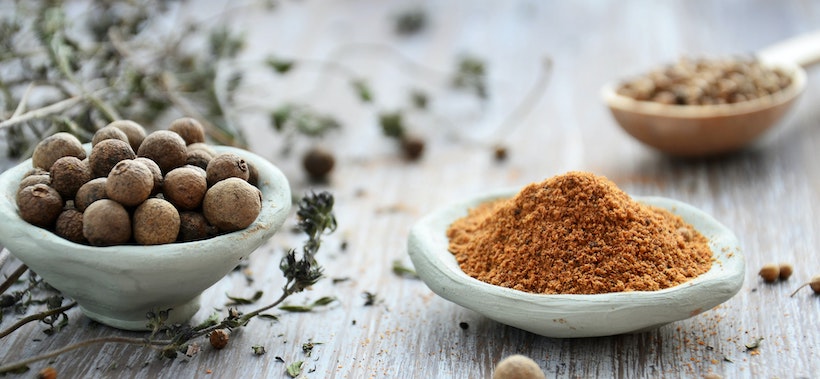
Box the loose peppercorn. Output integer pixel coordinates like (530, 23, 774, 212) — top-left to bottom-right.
(209, 329, 229, 349)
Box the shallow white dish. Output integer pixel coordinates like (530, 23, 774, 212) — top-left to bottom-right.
(408, 190, 744, 338)
(0, 145, 291, 331)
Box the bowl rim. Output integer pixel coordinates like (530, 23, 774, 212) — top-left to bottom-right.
(408, 189, 745, 337)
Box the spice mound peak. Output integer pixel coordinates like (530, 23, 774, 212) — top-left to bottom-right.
(447, 171, 713, 295)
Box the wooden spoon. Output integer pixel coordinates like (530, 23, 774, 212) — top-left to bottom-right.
(602, 31, 820, 157)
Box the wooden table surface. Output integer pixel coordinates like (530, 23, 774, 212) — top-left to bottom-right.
(2, 1, 820, 378)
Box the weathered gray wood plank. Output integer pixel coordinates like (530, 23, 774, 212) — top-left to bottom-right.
(2, 0, 819, 378)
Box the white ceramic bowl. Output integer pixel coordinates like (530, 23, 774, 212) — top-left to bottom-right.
(408, 190, 744, 338)
(0, 145, 291, 331)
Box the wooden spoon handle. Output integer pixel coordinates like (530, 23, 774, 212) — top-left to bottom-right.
(758, 30, 820, 67)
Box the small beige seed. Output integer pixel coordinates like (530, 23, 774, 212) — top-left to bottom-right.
(493, 355, 545, 379)
(758, 264, 780, 283)
(778, 263, 793, 281)
(209, 329, 229, 350)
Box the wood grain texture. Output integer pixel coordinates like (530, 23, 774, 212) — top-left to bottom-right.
(2, 0, 820, 378)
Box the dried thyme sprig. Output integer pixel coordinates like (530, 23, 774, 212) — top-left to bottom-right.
(0, 0, 247, 158)
(0, 191, 337, 373)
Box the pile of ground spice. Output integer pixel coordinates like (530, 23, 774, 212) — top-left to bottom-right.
(447, 172, 713, 295)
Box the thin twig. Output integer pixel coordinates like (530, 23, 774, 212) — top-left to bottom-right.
(0, 336, 164, 374)
(11, 84, 34, 119)
(0, 264, 28, 296)
(489, 56, 553, 141)
(108, 27, 243, 147)
(0, 95, 85, 130)
(0, 301, 77, 339)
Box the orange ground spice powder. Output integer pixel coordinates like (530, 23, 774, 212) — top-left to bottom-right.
(447, 172, 713, 295)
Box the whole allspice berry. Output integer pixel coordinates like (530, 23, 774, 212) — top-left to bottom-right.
(178, 211, 217, 242)
(186, 148, 213, 171)
(203, 177, 262, 232)
(50, 156, 91, 199)
(133, 198, 180, 245)
(246, 161, 259, 187)
(206, 152, 249, 187)
(169, 117, 206, 145)
(83, 199, 131, 246)
(790, 275, 820, 297)
(209, 329, 229, 350)
(302, 147, 335, 181)
(88, 138, 136, 178)
(74, 177, 108, 212)
(759, 264, 780, 283)
(32, 132, 87, 170)
(18, 173, 51, 193)
(137, 130, 187, 174)
(106, 160, 154, 207)
(163, 166, 207, 211)
(492, 355, 546, 379)
(134, 157, 163, 194)
(55, 209, 86, 244)
(91, 125, 129, 146)
(36, 366, 58, 379)
(400, 135, 425, 161)
(108, 120, 147, 153)
(187, 142, 217, 157)
(778, 263, 793, 280)
(16, 184, 63, 228)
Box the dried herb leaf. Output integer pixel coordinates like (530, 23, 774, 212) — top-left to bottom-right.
(745, 337, 764, 351)
(267, 57, 296, 74)
(362, 291, 377, 306)
(394, 8, 427, 35)
(270, 104, 340, 137)
(311, 296, 336, 306)
(392, 260, 418, 278)
(410, 90, 429, 109)
(286, 361, 304, 377)
(452, 55, 488, 99)
(279, 296, 336, 312)
(379, 111, 405, 139)
(351, 79, 373, 103)
(226, 290, 264, 305)
(251, 345, 267, 355)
